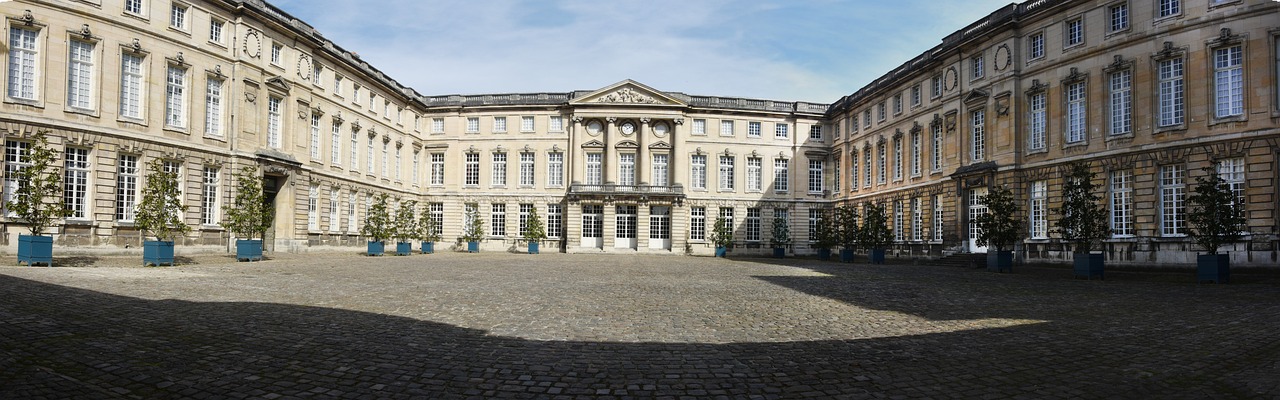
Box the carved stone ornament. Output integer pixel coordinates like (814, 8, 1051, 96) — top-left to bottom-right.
(242, 30, 261, 58)
(20, 9, 34, 25)
(79, 24, 92, 39)
(131, 38, 142, 53)
(673, 118, 684, 125)
(605, 117, 617, 123)
(596, 88, 659, 104)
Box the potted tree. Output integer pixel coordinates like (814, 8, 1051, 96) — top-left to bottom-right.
(222, 166, 273, 262)
(1054, 162, 1110, 280)
(417, 207, 440, 254)
(392, 199, 418, 256)
(459, 204, 485, 253)
(135, 159, 190, 266)
(1187, 163, 1246, 284)
(769, 215, 791, 258)
(360, 193, 393, 256)
(708, 216, 733, 257)
(522, 207, 547, 254)
(974, 186, 1021, 273)
(9, 132, 70, 267)
(835, 204, 860, 263)
(812, 209, 836, 260)
(860, 202, 894, 264)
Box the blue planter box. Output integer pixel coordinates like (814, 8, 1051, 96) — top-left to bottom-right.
(1196, 254, 1229, 284)
(817, 248, 831, 260)
(987, 251, 1013, 273)
(143, 240, 175, 266)
(367, 241, 385, 256)
(773, 247, 786, 258)
(421, 241, 434, 254)
(236, 239, 263, 262)
(1072, 253, 1105, 280)
(714, 246, 728, 258)
(18, 234, 53, 266)
(840, 248, 855, 263)
(528, 241, 540, 254)
(396, 242, 412, 256)
(467, 241, 479, 253)
(869, 248, 886, 264)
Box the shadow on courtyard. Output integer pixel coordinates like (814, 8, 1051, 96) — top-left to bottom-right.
(1, 273, 1276, 398)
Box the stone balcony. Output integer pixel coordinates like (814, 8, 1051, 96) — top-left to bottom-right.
(566, 183, 686, 204)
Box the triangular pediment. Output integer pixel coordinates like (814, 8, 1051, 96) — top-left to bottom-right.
(572, 80, 686, 106)
(648, 141, 671, 150)
(265, 75, 291, 93)
(615, 140, 639, 149)
(963, 88, 989, 105)
(581, 139, 605, 148)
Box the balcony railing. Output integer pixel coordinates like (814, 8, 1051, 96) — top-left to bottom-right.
(569, 183, 685, 196)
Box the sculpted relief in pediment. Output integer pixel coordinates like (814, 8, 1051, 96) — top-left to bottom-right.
(595, 87, 661, 104)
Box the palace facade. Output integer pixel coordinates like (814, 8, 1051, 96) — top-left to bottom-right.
(2, 0, 1278, 265)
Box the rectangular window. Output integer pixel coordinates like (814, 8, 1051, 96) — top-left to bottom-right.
(775, 123, 789, 139)
(491, 153, 507, 186)
(518, 204, 533, 237)
(366, 134, 375, 172)
(931, 75, 943, 98)
(547, 204, 562, 239)
(549, 116, 564, 132)
(352, 85, 361, 105)
(466, 117, 479, 133)
(207, 18, 224, 42)
(164, 66, 187, 128)
(877, 103, 886, 121)
(585, 153, 602, 185)
(808, 159, 823, 193)
(381, 141, 389, 177)
(692, 119, 706, 135)
(309, 113, 321, 159)
(205, 77, 223, 136)
(893, 138, 903, 180)
(1109, 3, 1129, 32)
(808, 208, 821, 243)
(490, 203, 506, 237)
(464, 153, 479, 186)
(1110, 170, 1133, 237)
(1109, 70, 1132, 135)
(808, 124, 822, 140)
(1218, 158, 1245, 204)
(313, 64, 323, 87)
(431, 118, 445, 133)
(521, 116, 535, 132)
(865, 149, 873, 188)
(894, 201, 904, 242)
(307, 185, 319, 230)
(1028, 92, 1046, 150)
(616, 205, 637, 240)
(971, 56, 984, 80)
(747, 121, 761, 138)
(971, 109, 986, 162)
(63, 148, 90, 219)
(411, 151, 419, 184)
(745, 208, 761, 242)
(1029, 32, 1045, 60)
(267, 96, 282, 148)
(618, 153, 636, 186)
(773, 158, 788, 193)
(864, 110, 872, 128)
(519, 152, 535, 186)
(428, 202, 443, 236)
(547, 152, 564, 187)
(720, 120, 734, 136)
(691, 154, 706, 190)
(67, 40, 95, 110)
(1030, 181, 1047, 239)
(394, 146, 402, 180)
(328, 189, 339, 232)
(334, 75, 343, 95)
(652, 154, 669, 187)
(911, 85, 922, 107)
(493, 117, 508, 132)
(115, 154, 138, 221)
(690, 207, 706, 241)
(650, 206, 670, 240)
(429, 153, 445, 185)
(911, 131, 921, 177)
(1214, 46, 1244, 118)
(170, 3, 187, 29)
(893, 94, 904, 114)
(125, 0, 144, 15)
(1065, 18, 1084, 47)
(931, 123, 942, 171)
(1159, 165, 1185, 236)
(1158, 58, 1185, 127)
(201, 167, 219, 225)
(119, 53, 144, 118)
(270, 43, 282, 65)
(347, 193, 357, 233)
(718, 156, 735, 191)
(1066, 82, 1086, 143)
(719, 208, 735, 238)
(911, 198, 922, 241)
(1158, 0, 1180, 18)
(330, 122, 342, 164)
(877, 144, 886, 184)
(349, 130, 359, 168)
(933, 194, 944, 241)
(746, 157, 762, 192)
(850, 152, 859, 190)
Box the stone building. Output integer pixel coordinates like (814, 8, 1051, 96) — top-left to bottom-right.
(1, 0, 1277, 265)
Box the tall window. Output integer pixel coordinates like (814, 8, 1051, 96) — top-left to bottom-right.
(464, 153, 479, 186)
(267, 97, 282, 148)
(1065, 18, 1083, 47)
(328, 189, 339, 232)
(775, 123, 789, 139)
(747, 121, 761, 138)
(1109, 3, 1129, 32)
(366, 133, 375, 171)
(546, 204, 562, 239)
(380, 141, 388, 177)
(650, 206, 670, 240)
(309, 113, 321, 159)
(120, 53, 144, 118)
(331, 122, 342, 164)
(893, 137, 903, 180)
(8, 28, 39, 100)
(1160, 165, 1186, 236)
(1030, 181, 1047, 239)
(864, 110, 872, 128)
(307, 184, 319, 230)
(547, 152, 563, 187)
(1110, 170, 1133, 237)
(115, 155, 138, 221)
(691, 154, 706, 189)
(911, 85, 922, 107)
(1214, 46, 1244, 118)
(894, 201, 904, 242)
(690, 207, 706, 241)
(971, 109, 986, 162)
(719, 207, 735, 238)
(349, 130, 359, 168)
(518, 204, 533, 236)
(718, 155, 734, 191)
(931, 75, 943, 97)
(931, 123, 943, 171)
(808, 209, 821, 243)
(348, 193, 358, 233)
(850, 152, 859, 190)
(1029, 32, 1045, 60)
(616, 205, 636, 240)
(1218, 158, 1245, 203)
(170, 3, 188, 29)
(429, 202, 443, 237)
(1158, 58, 1185, 127)
(877, 103, 886, 121)
(773, 158, 788, 193)
(519, 152, 535, 186)
(911, 198, 922, 241)
(200, 167, 218, 225)
(652, 154, 669, 187)
(430, 153, 445, 185)
(67, 40, 95, 110)
(618, 153, 635, 186)
(270, 43, 282, 65)
(971, 56, 984, 80)
(1065, 82, 1085, 143)
(164, 66, 187, 128)
(877, 144, 886, 184)
(491, 153, 506, 186)
(394, 146, 401, 180)
(910, 131, 921, 177)
(1109, 70, 1132, 135)
(490, 203, 506, 236)
(865, 149, 873, 187)
(585, 153, 602, 185)
(746, 157, 762, 192)
(933, 194, 944, 241)
(745, 208, 761, 242)
(205, 77, 223, 136)
(808, 159, 823, 193)
(1158, 0, 1180, 18)
(64, 148, 90, 220)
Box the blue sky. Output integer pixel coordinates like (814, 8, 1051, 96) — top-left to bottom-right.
(270, 0, 1016, 103)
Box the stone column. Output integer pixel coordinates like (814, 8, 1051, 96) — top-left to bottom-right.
(604, 117, 616, 185)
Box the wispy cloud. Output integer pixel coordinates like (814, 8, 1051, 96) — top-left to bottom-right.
(272, 0, 1015, 102)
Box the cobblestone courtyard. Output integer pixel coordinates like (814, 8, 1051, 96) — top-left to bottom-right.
(1, 252, 1277, 399)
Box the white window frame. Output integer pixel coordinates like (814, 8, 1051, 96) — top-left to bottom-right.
(204, 76, 224, 137)
(808, 159, 823, 194)
(773, 158, 789, 193)
(491, 152, 507, 187)
(971, 110, 986, 162)
(519, 152, 535, 187)
(651, 153, 669, 187)
(119, 53, 145, 119)
(1065, 82, 1086, 144)
(547, 152, 564, 187)
(1157, 57, 1185, 127)
(1109, 69, 1132, 135)
(1213, 45, 1244, 119)
(718, 155, 734, 191)
(746, 157, 762, 192)
(430, 153, 445, 186)
(1110, 170, 1134, 237)
(585, 152, 602, 186)
(747, 121, 761, 138)
(464, 152, 480, 186)
(1030, 181, 1047, 239)
(1159, 165, 1185, 237)
(690, 154, 707, 190)
(617, 153, 636, 186)
(115, 154, 138, 221)
(64, 147, 91, 220)
(67, 39, 95, 111)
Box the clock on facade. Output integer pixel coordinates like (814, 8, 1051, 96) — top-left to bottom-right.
(620, 121, 636, 135)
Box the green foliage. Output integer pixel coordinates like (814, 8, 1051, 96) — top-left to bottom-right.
(1187, 163, 1246, 254)
(135, 159, 190, 241)
(974, 185, 1022, 252)
(7, 132, 70, 236)
(859, 202, 894, 249)
(393, 199, 418, 242)
(834, 205, 861, 250)
(360, 193, 393, 242)
(769, 215, 791, 247)
(522, 207, 547, 242)
(416, 206, 441, 242)
(812, 209, 838, 250)
(708, 216, 734, 247)
(222, 166, 272, 240)
(459, 204, 486, 242)
(1053, 162, 1110, 253)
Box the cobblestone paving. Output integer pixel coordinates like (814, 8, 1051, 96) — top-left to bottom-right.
(1, 252, 1277, 399)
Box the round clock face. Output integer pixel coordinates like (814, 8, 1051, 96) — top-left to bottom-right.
(620, 121, 636, 135)
(652, 122, 669, 137)
(586, 120, 603, 136)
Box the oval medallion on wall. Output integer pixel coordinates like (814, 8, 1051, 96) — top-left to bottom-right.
(994, 44, 1011, 71)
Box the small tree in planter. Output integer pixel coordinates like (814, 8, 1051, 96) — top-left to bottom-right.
(392, 199, 418, 256)
(522, 208, 547, 254)
(8, 132, 71, 266)
(417, 207, 440, 254)
(769, 215, 791, 258)
(1187, 163, 1246, 284)
(860, 202, 894, 264)
(222, 166, 273, 262)
(835, 204, 861, 263)
(812, 209, 837, 260)
(1054, 162, 1110, 279)
(360, 193, 393, 256)
(708, 216, 734, 257)
(974, 186, 1022, 273)
(135, 159, 191, 266)
(459, 204, 485, 253)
